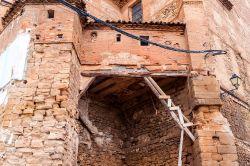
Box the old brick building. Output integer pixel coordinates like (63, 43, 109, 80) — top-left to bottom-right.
(0, 0, 249, 166)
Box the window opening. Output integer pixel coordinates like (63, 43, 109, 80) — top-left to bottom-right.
(35, 34, 40, 40)
(116, 34, 121, 42)
(48, 10, 55, 19)
(140, 36, 149, 46)
(57, 34, 63, 38)
(132, 1, 142, 22)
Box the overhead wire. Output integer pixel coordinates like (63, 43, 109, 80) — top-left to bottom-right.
(56, 0, 227, 55)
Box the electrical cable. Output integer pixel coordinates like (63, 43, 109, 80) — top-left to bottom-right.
(56, 0, 227, 55)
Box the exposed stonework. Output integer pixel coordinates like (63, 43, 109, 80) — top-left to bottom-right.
(0, 42, 81, 165)
(0, 0, 249, 165)
(193, 106, 239, 166)
(77, 78, 193, 166)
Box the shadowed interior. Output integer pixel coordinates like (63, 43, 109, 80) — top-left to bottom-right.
(77, 76, 193, 166)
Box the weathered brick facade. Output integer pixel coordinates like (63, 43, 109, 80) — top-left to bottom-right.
(0, 0, 249, 166)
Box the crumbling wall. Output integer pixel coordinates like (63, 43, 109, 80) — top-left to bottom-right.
(77, 79, 193, 166)
(124, 102, 192, 166)
(0, 42, 81, 165)
(77, 99, 126, 166)
(123, 81, 192, 166)
(0, 4, 83, 165)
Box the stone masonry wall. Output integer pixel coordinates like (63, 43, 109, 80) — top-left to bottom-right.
(0, 3, 86, 165)
(124, 101, 193, 166)
(190, 75, 240, 166)
(77, 99, 126, 166)
(0, 43, 81, 166)
(192, 106, 239, 166)
(123, 79, 192, 166)
(77, 78, 194, 166)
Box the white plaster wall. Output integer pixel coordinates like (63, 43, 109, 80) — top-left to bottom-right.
(0, 31, 30, 105)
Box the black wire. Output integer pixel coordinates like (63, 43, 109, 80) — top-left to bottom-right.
(1, 0, 12, 6)
(56, 0, 227, 54)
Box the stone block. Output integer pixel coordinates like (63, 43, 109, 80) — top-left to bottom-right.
(52, 108, 68, 115)
(199, 153, 212, 161)
(199, 145, 217, 153)
(202, 160, 219, 166)
(50, 89, 61, 96)
(32, 113, 44, 121)
(56, 95, 68, 102)
(31, 140, 44, 148)
(16, 148, 33, 153)
(15, 139, 30, 148)
(196, 130, 216, 137)
(38, 82, 51, 89)
(219, 135, 235, 145)
(222, 154, 238, 161)
(23, 108, 34, 114)
(33, 151, 50, 157)
(48, 132, 65, 140)
(198, 137, 214, 146)
(217, 145, 237, 154)
(43, 119, 57, 127)
(52, 83, 69, 90)
(219, 161, 239, 166)
(34, 95, 45, 103)
(211, 153, 223, 161)
(36, 103, 53, 110)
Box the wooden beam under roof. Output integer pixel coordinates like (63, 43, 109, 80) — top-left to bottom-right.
(81, 69, 189, 78)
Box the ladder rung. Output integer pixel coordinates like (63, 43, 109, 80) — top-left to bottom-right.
(183, 122, 194, 127)
(158, 95, 170, 99)
(144, 76, 195, 141)
(170, 106, 180, 111)
(167, 99, 172, 107)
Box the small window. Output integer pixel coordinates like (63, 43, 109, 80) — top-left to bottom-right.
(48, 10, 54, 19)
(90, 32, 97, 42)
(116, 34, 121, 42)
(140, 36, 149, 46)
(132, 1, 142, 23)
(57, 34, 63, 38)
(35, 34, 40, 40)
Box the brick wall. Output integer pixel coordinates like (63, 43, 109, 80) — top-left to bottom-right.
(124, 101, 193, 166)
(77, 78, 193, 166)
(0, 42, 81, 165)
(77, 100, 126, 165)
(0, 4, 82, 165)
(81, 24, 189, 72)
(192, 106, 239, 166)
(221, 98, 250, 165)
(0, 1, 248, 165)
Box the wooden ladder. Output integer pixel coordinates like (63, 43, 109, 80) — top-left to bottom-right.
(144, 77, 195, 166)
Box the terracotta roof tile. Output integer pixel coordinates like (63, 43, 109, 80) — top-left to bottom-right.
(87, 20, 185, 26)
